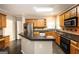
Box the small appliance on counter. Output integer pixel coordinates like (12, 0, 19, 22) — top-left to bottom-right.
(40, 33, 45, 37)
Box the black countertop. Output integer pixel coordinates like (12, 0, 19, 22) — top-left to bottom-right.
(56, 29, 79, 42)
(19, 33, 55, 41)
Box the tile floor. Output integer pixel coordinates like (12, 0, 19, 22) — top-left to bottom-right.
(53, 42, 65, 54)
(0, 40, 64, 54)
(0, 39, 22, 54)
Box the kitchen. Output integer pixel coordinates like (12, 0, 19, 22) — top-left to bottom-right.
(0, 4, 79, 54)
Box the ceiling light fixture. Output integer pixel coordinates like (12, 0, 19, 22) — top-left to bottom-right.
(34, 7, 53, 12)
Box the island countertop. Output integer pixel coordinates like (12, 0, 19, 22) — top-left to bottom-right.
(19, 33, 55, 41)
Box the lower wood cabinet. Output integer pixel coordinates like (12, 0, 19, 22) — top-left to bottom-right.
(4, 36, 10, 48)
(70, 44, 77, 54)
(55, 33, 61, 45)
(45, 32, 56, 37)
(70, 40, 79, 54)
(0, 36, 10, 49)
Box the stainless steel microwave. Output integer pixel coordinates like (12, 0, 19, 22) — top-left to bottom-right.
(64, 17, 78, 27)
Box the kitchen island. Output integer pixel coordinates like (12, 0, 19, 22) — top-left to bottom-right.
(19, 33, 55, 54)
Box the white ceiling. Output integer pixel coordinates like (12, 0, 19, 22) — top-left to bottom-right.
(0, 4, 75, 17)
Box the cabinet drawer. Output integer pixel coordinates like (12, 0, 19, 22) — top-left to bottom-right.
(70, 40, 78, 46)
(4, 36, 10, 43)
(78, 43, 79, 48)
(76, 47, 79, 54)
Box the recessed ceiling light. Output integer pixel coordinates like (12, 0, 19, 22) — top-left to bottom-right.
(33, 7, 53, 12)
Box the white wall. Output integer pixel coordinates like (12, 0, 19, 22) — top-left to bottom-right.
(22, 16, 25, 32)
(55, 15, 62, 30)
(17, 18, 22, 39)
(3, 15, 16, 41)
(44, 16, 56, 29)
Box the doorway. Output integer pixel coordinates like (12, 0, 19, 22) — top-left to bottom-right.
(15, 18, 22, 40)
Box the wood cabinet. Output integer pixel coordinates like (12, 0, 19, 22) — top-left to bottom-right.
(55, 33, 61, 45)
(4, 36, 10, 48)
(70, 44, 77, 54)
(70, 40, 79, 54)
(0, 36, 10, 49)
(77, 6, 79, 27)
(0, 13, 6, 28)
(45, 32, 56, 37)
(25, 19, 33, 24)
(33, 20, 38, 27)
(59, 5, 79, 27)
(25, 19, 46, 28)
(33, 19, 46, 28)
(59, 14, 64, 27)
(70, 7, 77, 17)
(64, 11, 70, 19)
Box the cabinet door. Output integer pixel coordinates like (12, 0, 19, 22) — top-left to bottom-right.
(33, 19, 46, 28)
(70, 44, 77, 54)
(77, 43, 79, 54)
(60, 14, 64, 27)
(77, 6, 79, 27)
(75, 47, 79, 54)
(64, 11, 70, 19)
(70, 8, 77, 17)
(37, 20, 45, 28)
(25, 19, 33, 24)
(0, 40, 4, 49)
(57, 36, 61, 45)
(33, 20, 38, 27)
(55, 33, 60, 45)
(0, 14, 6, 28)
(0, 14, 2, 28)
(4, 36, 10, 48)
(2, 15, 6, 27)
(71, 40, 78, 46)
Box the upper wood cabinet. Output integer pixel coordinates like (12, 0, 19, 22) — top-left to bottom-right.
(0, 13, 6, 28)
(25, 19, 46, 28)
(64, 11, 70, 19)
(25, 19, 33, 24)
(70, 44, 77, 54)
(70, 7, 77, 18)
(33, 19, 46, 28)
(64, 7, 77, 20)
(77, 6, 79, 27)
(59, 14, 64, 27)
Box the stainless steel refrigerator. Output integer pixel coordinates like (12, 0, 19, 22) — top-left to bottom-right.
(27, 23, 33, 37)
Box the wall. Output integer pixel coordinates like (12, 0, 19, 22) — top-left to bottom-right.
(22, 16, 25, 32)
(55, 15, 62, 30)
(44, 16, 56, 29)
(16, 17, 22, 39)
(3, 15, 16, 41)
